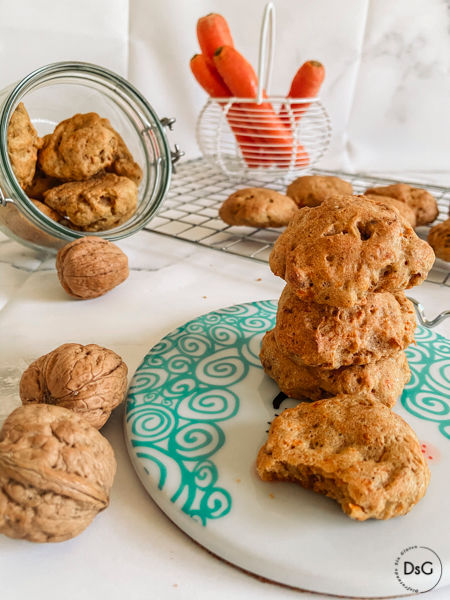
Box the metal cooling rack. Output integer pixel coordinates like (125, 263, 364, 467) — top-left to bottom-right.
(144, 157, 450, 287)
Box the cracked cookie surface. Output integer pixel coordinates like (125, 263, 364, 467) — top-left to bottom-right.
(269, 195, 434, 307)
(274, 286, 416, 368)
(44, 173, 137, 231)
(38, 113, 118, 181)
(256, 393, 430, 520)
(260, 329, 410, 407)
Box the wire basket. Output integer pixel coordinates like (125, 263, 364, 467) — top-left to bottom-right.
(195, 3, 332, 183)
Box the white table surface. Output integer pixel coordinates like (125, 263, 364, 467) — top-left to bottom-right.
(0, 212, 449, 600)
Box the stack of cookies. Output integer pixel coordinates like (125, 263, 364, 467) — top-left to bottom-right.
(257, 194, 436, 520)
(260, 194, 434, 407)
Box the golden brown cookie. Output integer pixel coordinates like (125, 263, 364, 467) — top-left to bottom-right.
(365, 183, 438, 226)
(365, 194, 416, 227)
(44, 173, 138, 231)
(256, 393, 430, 520)
(38, 113, 118, 181)
(269, 195, 435, 307)
(7, 103, 42, 189)
(286, 175, 352, 208)
(274, 286, 415, 368)
(219, 188, 298, 228)
(31, 199, 60, 222)
(427, 218, 450, 262)
(260, 329, 410, 407)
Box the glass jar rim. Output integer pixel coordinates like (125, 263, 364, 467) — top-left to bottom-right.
(0, 61, 172, 243)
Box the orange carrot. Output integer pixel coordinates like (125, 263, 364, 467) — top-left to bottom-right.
(213, 45, 258, 98)
(190, 53, 230, 97)
(190, 54, 267, 167)
(280, 60, 325, 126)
(214, 46, 308, 166)
(197, 14, 234, 66)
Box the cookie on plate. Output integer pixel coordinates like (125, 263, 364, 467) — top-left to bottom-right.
(286, 175, 352, 208)
(365, 183, 438, 226)
(260, 329, 410, 407)
(269, 195, 435, 307)
(427, 218, 450, 262)
(39, 113, 118, 181)
(44, 172, 137, 231)
(365, 194, 417, 228)
(7, 103, 42, 189)
(219, 188, 298, 228)
(256, 393, 430, 520)
(274, 286, 415, 368)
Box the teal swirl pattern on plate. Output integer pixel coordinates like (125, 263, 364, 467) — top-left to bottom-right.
(126, 303, 449, 526)
(402, 324, 450, 440)
(126, 300, 278, 525)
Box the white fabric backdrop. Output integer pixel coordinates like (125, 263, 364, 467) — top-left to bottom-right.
(0, 0, 448, 173)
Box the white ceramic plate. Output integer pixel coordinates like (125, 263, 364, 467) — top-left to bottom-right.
(124, 300, 449, 598)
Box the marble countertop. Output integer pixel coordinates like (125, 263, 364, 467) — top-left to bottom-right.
(0, 221, 449, 600)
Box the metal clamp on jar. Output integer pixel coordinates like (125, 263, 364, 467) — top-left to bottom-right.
(0, 61, 183, 250)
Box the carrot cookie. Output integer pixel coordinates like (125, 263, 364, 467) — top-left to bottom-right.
(286, 175, 352, 208)
(427, 218, 450, 262)
(256, 393, 430, 520)
(44, 172, 137, 231)
(365, 183, 438, 226)
(269, 195, 434, 307)
(219, 187, 298, 228)
(260, 329, 410, 407)
(7, 103, 42, 189)
(39, 113, 118, 181)
(274, 286, 415, 368)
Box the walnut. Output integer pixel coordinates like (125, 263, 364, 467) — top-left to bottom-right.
(0, 404, 116, 543)
(20, 343, 128, 429)
(56, 237, 129, 299)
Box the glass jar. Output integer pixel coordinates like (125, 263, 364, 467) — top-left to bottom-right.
(0, 61, 182, 251)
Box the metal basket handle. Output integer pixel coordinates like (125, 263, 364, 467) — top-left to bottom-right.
(256, 2, 276, 103)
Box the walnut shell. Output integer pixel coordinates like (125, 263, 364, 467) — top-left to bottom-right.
(0, 404, 116, 543)
(20, 343, 128, 429)
(56, 237, 129, 299)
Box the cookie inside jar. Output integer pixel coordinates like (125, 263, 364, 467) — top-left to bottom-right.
(8, 105, 142, 233)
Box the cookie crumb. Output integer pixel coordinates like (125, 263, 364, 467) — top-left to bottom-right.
(235, 478, 241, 483)
(269, 493, 275, 499)
(256, 278, 262, 281)
(202, 296, 207, 299)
